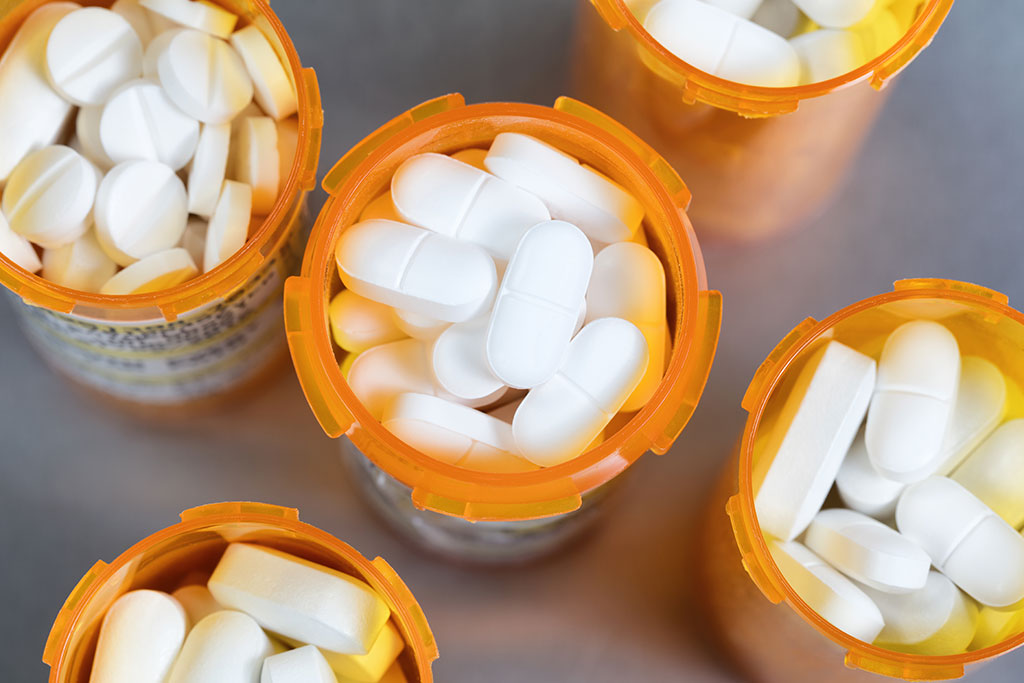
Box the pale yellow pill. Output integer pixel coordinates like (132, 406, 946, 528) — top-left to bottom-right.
(320, 621, 405, 683)
(329, 289, 408, 353)
(100, 247, 198, 295)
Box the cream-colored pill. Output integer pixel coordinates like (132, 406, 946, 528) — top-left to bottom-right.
(171, 584, 222, 626)
(0, 210, 41, 273)
(43, 230, 117, 292)
(167, 610, 274, 683)
(203, 180, 251, 273)
(953, 419, 1024, 528)
(187, 121, 231, 217)
(157, 28, 253, 123)
(141, 0, 237, 39)
(100, 247, 197, 294)
(322, 620, 405, 683)
(46, 7, 143, 105)
(99, 78, 200, 171)
(179, 216, 207, 265)
(90, 589, 187, 683)
(935, 356, 1006, 476)
(231, 116, 279, 215)
(329, 289, 407, 353)
(208, 543, 391, 655)
(230, 24, 297, 120)
(76, 105, 115, 169)
(262, 645, 336, 683)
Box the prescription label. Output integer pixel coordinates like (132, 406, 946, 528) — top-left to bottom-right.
(12, 234, 303, 406)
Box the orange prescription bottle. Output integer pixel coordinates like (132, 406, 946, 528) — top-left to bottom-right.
(43, 502, 438, 682)
(0, 0, 322, 417)
(285, 94, 722, 564)
(571, 0, 954, 241)
(701, 279, 1024, 682)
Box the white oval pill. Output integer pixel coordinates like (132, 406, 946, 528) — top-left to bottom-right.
(754, 340, 876, 541)
(335, 219, 497, 324)
(793, 0, 879, 28)
(157, 29, 253, 124)
(804, 508, 931, 593)
(486, 220, 593, 389)
(3, 145, 96, 249)
(586, 242, 667, 412)
(643, 0, 801, 87)
(100, 247, 197, 294)
(95, 160, 188, 265)
(836, 431, 906, 520)
(76, 105, 115, 170)
(432, 317, 506, 402)
(485, 134, 644, 244)
(43, 230, 117, 292)
(90, 589, 187, 683)
(0, 210, 42, 273)
(897, 476, 1024, 608)
(935, 356, 1006, 476)
(141, 0, 237, 39)
(391, 152, 550, 264)
(866, 320, 960, 483)
(203, 180, 251, 272)
(229, 24, 297, 120)
(46, 7, 143, 105)
(789, 29, 866, 84)
(231, 116, 279, 215)
(321, 621, 406, 683)
(179, 216, 207, 265)
(262, 645, 336, 683)
(0, 3, 78, 184)
(208, 543, 391, 655)
(862, 571, 979, 655)
(187, 121, 230, 216)
(953, 419, 1024, 528)
(167, 610, 273, 683)
(171, 584, 222, 626)
(100, 79, 200, 171)
(514, 317, 648, 467)
(328, 289, 407, 353)
(393, 308, 450, 341)
(769, 539, 884, 643)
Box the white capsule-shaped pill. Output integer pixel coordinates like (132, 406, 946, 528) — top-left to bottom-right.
(43, 230, 117, 292)
(384, 392, 534, 473)
(209, 543, 391, 655)
(76, 105, 115, 170)
(866, 321, 960, 483)
(46, 7, 143, 106)
(95, 159, 187, 265)
(157, 28, 253, 124)
(99, 79, 200, 171)
(861, 571, 979, 655)
(171, 584, 222, 626)
(231, 116, 279, 215)
(789, 29, 865, 84)
(793, 0, 879, 28)
(329, 289, 407, 353)
(643, 0, 801, 87)
(836, 431, 906, 520)
(0, 210, 42, 273)
(754, 341, 876, 541)
(586, 242, 667, 412)
(141, 0, 237, 38)
(805, 508, 931, 593)
(261, 645, 336, 683)
(187, 121, 231, 217)
(90, 589, 188, 683)
(167, 610, 274, 683)
(769, 539, 884, 643)
(391, 153, 551, 264)
(3, 145, 96, 249)
(484, 133, 644, 244)
(751, 0, 802, 37)
(935, 356, 1006, 476)
(321, 620, 406, 683)
(0, 3, 78, 184)
(203, 179, 251, 273)
(953, 420, 1024, 528)
(486, 220, 593, 389)
(335, 219, 497, 324)
(897, 477, 1024, 608)
(393, 308, 450, 341)
(514, 317, 648, 467)
(100, 247, 197, 294)
(230, 25, 297, 120)
(432, 317, 506, 402)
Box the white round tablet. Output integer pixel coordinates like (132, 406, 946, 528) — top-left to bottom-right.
(187, 121, 230, 217)
(100, 79, 200, 171)
(229, 25, 297, 120)
(43, 230, 118, 292)
(46, 7, 143, 106)
(76, 106, 115, 170)
(141, 0, 238, 39)
(100, 247, 197, 295)
(231, 116, 279, 215)
(203, 180, 252, 273)
(95, 160, 188, 266)
(157, 29, 253, 124)
(143, 28, 184, 78)
(0, 210, 42, 273)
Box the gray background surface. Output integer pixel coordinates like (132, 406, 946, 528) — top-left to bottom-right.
(2, 0, 1022, 680)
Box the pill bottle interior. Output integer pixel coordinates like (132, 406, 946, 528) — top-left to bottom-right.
(571, 0, 953, 242)
(0, 0, 321, 418)
(699, 280, 1024, 683)
(285, 94, 721, 563)
(43, 502, 438, 683)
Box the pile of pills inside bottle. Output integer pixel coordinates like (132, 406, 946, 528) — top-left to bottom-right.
(89, 543, 407, 683)
(755, 318, 1024, 655)
(629, 0, 925, 87)
(0, 0, 298, 295)
(329, 133, 670, 473)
